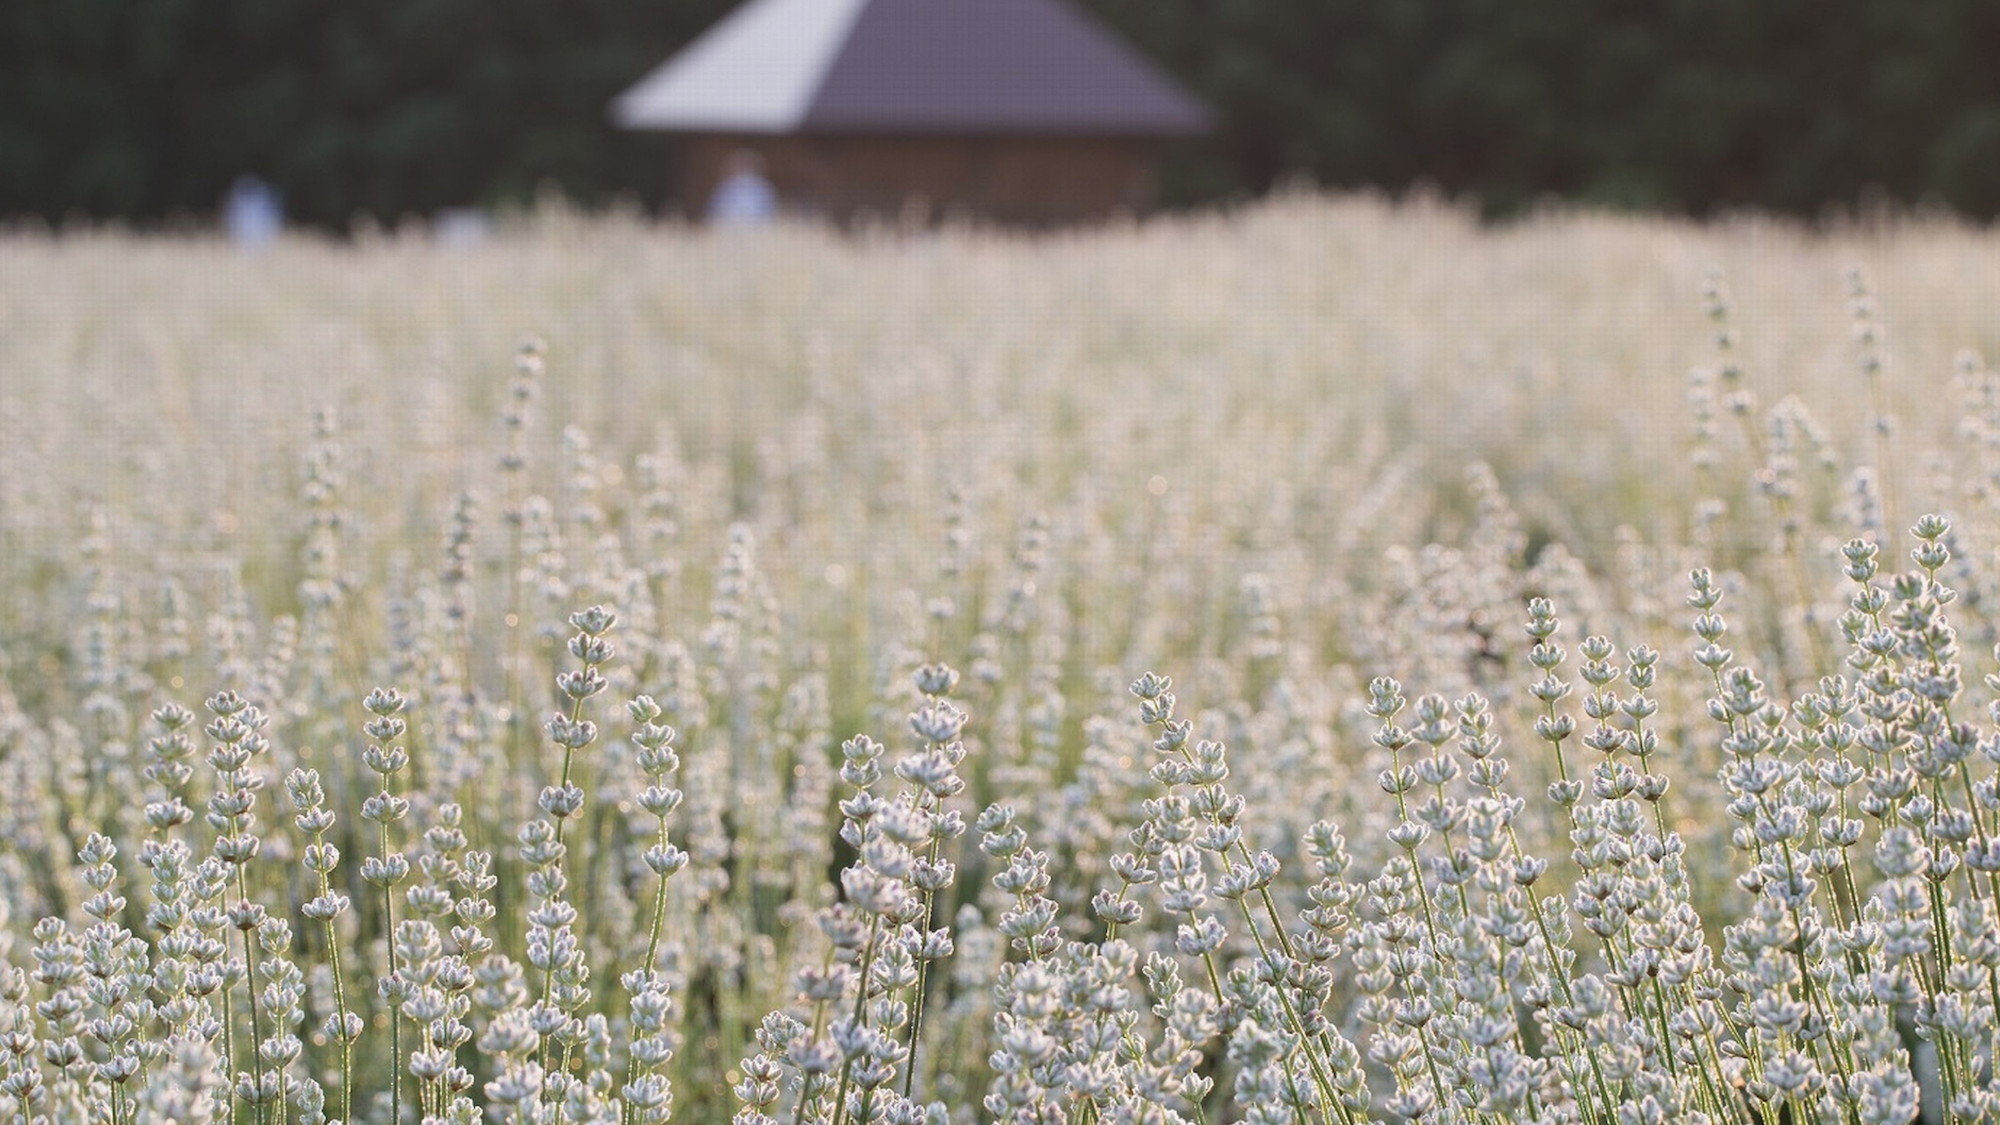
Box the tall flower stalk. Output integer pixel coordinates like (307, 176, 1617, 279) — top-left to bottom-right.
(528, 605, 615, 1094)
(358, 687, 414, 1125)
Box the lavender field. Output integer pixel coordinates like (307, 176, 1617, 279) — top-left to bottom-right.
(5, 195, 2000, 1124)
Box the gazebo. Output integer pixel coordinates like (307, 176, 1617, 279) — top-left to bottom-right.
(610, 0, 1213, 225)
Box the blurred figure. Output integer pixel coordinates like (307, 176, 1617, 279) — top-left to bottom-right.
(707, 150, 776, 225)
(434, 207, 493, 250)
(224, 175, 283, 248)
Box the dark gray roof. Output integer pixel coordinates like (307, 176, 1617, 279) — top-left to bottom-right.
(612, 0, 1212, 137)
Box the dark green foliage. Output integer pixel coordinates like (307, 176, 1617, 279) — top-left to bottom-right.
(1088, 0, 2000, 217)
(6, 0, 2000, 226)
(0, 0, 732, 228)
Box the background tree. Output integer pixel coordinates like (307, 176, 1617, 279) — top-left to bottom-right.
(5, 0, 2000, 227)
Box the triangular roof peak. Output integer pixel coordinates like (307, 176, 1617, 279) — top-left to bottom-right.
(613, 0, 1212, 136)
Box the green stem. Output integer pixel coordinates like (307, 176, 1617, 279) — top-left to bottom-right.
(537, 663, 596, 1086)
(899, 847, 941, 1101)
(311, 828, 354, 1124)
(379, 813, 402, 1125)
(829, 914, 885, 1125)
(625, 813, 676, 1125)
(239, 919, 266, 1125)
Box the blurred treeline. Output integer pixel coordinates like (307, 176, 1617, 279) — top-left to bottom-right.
(7, 0, 2000, 228)
(0, 0, 735, 228)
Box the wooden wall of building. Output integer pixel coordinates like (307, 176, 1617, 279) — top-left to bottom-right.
(682, 134, 1158, 225)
